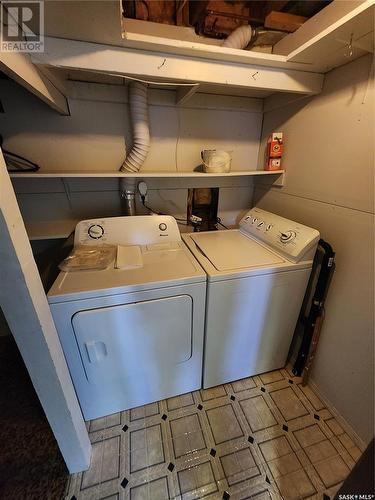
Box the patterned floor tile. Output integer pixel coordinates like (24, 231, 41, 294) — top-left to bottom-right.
(167, 393, 195, 412)
(269, 387, 309, 421)
(170, 414, 206, 459)
(338, 433, 362, 461)
(200, 386, 227, 402)
(273, 468, 316, 499)
(294, 424, 327, 449)
(130, 402, 160, 422)
(325, 418, 344, 436)
(231, 378, 257, 393)
(81, 437, 121, 490)
(239, 396, 277, 432)
(206, 404, 244, 445)
(90, 414, 122, 433)
(298, 385, 325, 412)
(313, 454, 350, 489)
(129, 476, 169, 500)
(177, 461, 218, 499)
(259, 371, 284, 385)
(220, 447, 260, 486)
(65, 369, 361, 500)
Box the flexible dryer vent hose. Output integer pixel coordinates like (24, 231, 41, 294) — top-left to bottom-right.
(222, 25, 253, 49)
(121, 81, 150, 173)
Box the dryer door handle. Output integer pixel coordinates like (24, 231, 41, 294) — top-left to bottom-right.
(85, 341, 107, 363)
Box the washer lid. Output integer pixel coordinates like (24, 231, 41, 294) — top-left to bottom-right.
(191, 231, 284, 271)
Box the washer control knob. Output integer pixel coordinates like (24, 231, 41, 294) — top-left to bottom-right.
(266, 224, 273, 232)
(88, 224, 104, 239)
(280, 230, 296, 243)
(159, 223, 167, 231)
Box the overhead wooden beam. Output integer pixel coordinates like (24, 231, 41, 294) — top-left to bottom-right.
(0, 52, 69, 115)
(263, 1, 290, 17)
(176, 0, 189, 26)
(274, 0, 374, 56)
(265, 11, 307, 32)
(189, 1, 209, 27)
(279, 1, 374, 72)
(121, 17, 326, 73)
(33, 37, 324, 95)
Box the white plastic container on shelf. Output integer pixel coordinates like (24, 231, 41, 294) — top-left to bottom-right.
(201, 150, 232, 173)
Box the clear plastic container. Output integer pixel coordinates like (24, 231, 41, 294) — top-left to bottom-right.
(59, 245, 116, 272)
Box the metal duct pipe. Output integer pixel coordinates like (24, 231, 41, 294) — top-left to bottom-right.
(222, 25, 253, 49)
(120, 177, 136, 216)
(120, 81, 150, 173)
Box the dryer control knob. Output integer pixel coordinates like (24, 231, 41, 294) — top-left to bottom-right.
(280, 231, 296, 243)
(159, 223, 167, 231)
(88, 224, 104, 239)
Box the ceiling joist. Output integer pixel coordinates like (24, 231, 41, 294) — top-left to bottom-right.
(0, 52, 69, 115)
(32, 37, 324, 96)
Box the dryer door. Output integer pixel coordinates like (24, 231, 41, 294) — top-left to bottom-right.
(72, 295, 192, 385)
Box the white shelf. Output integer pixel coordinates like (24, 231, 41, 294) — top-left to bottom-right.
(11, 169, 284, 179)
(26, 220, 78, 240)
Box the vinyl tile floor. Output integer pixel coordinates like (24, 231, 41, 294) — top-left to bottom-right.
(65, 367, 362, 500)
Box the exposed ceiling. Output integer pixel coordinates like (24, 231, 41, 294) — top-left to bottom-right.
(123, 1, 331, 40)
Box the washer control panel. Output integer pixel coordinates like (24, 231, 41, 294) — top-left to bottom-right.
(74, 215, 181, 247)
(239, 208, 320, 262)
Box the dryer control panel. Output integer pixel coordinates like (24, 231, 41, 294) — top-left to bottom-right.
(239, 208, 320, 262)
(74, 215, 181, 247)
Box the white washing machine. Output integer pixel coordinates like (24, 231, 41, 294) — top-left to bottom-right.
(183, 207, 320, 389)
(48, 215, 206, 420)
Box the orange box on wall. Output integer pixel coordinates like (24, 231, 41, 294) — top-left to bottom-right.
(265, 132, 283, 171)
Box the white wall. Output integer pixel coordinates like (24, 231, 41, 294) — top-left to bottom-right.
(254, 54, 374, 445)
(10, 176, 255, 230)
(0, 152, 91, 472)
(0, 80, 261, 227)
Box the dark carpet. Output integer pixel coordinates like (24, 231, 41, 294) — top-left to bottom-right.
(0, 334, 68, 500)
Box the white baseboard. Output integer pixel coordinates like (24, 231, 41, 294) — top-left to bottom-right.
(308, 378, 367, 451)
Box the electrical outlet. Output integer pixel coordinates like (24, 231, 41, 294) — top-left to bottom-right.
(137, 181, 148, 202)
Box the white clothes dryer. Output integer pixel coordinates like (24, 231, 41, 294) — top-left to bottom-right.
(48, 215, 206, 420)
(182, 207, 320, 389)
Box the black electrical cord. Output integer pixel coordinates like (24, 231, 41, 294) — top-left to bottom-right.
(216, 217, 229, 230)
(140, 196, 230, 230)
(139, 192, 229, 230)
(140, 195, 158, 214)
(140, 196, 189, 224)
